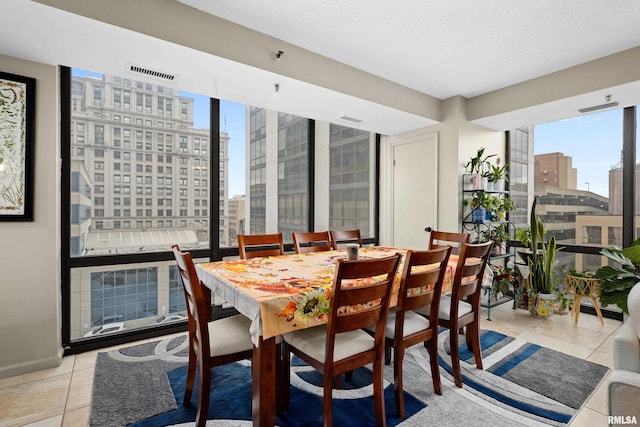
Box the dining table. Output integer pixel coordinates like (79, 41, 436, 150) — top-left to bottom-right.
(195, 245, 488, 426)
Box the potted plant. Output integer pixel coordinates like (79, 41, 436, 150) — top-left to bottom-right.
(480, 223, 509, 256)
(493, 196, 516, 221)
(491, 265, 516, 301)
(487, 157, 509, 191)
(595, 238, 640, 314)
(553, 266, 571, 315)
(465, 147, 496, 190)
(466, 190, 490, 222)
(526, 198, 562, 318)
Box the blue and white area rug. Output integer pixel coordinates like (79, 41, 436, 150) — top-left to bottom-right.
(89, 330, 608, 427)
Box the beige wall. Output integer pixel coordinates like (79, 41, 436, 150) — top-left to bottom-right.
(0, 54, 62, 378)
(380, 96, 504, 244)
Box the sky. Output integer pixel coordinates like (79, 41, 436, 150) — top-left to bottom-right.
(533, 109, 625, 198)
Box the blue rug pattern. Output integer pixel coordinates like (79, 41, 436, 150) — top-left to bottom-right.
(438, 329, 609, 425)
(131, 357, 424, 427)
(91, 330, 609, 427)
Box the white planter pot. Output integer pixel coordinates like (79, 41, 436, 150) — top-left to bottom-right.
(492, 178, 505, 192)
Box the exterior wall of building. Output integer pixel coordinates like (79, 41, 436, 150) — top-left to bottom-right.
(534, 152, 577, 190)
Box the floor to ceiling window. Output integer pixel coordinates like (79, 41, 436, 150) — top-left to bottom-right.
(532, 109, 622, 274)
(66, 68, 213, 342)
(63, 68, 379, 350)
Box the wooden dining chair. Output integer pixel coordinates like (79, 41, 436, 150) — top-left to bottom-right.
(427, 230, 470, 255)
(329, 229, 363, 250)
(172, 245, 254, 427)
(438, 241, 493, 388)
(282, 253, 401, 427)
(292, 231, 332, 254)
(238, 233, 285, 259)
(382, 247, 451, 418)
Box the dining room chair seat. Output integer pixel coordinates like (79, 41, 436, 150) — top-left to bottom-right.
(208, 315, 254, 356)
(437, 296, 473, 320)
(384, 311, 431, 337)
(283, 327, 375, 363)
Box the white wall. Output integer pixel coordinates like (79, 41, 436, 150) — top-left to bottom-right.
(0, 54, 62, 378)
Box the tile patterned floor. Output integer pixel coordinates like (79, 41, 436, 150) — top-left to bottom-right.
(0, 303, 620, 427)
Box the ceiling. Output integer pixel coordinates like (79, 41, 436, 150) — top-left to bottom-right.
(178, 0, 640, 99)
(3, 0, 640, 134)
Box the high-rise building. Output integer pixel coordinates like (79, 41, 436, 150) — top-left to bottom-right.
(69, 73, 228, 255)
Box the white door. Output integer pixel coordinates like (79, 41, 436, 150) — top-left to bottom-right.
(392, 136, 438, 249)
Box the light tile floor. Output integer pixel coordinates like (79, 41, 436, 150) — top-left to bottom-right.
(0, 303, 621, 427)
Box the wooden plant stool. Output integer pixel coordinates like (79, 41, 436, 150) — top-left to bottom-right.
(565, 275, 605, 325)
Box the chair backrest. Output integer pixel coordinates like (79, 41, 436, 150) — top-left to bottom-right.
(237, 233, 285, 259)
(330, 229, 363, 250)
(396, 247, 451, 323)
(450, 241, 493, 311)
(428, 230, 470, 255)
(325, 254, 401, 363)
(172, 244, 210, 360)
(292, 231, 332, 254)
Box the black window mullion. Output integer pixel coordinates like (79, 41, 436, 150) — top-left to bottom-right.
(623, 106, 636, 247)
(211, 98, 221, 260)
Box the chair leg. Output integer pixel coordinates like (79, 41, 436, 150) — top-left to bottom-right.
(323, 369, 334, 427)
(466, 319, 483, 370)
(393, 341, 405, 418)
(427, 336, 442, 395)
(449, 326, 463, 388)
(183, 341, 197, 406)
(195, 364, 211, 427)
(385, 344, 392, 365)
(345, 370, 353, 382)
(373, 358, 386, 427)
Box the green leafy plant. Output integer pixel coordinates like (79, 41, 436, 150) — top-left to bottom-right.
(595, 238, 640, 314)
(528, 198, 561, 295)
(480, 223, 509, 245)
(492, 265, 515, 300)
(515, 226, 532, 250)
(466, 147, 496, 174)
(494, 196, 516, 221)
(487, 158, 509, 183)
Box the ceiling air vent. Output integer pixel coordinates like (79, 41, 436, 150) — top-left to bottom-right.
(338, 115, 363, 124)
(579, 95, 618, 114)
(127, 64, 177, 82)
(578, 102, 619, 114)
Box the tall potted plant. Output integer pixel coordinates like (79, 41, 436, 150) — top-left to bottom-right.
(527, 198, 561, 318)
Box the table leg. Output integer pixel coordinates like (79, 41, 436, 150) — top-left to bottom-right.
(252, 336, 276, 427)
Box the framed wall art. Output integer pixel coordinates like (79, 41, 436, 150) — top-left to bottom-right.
(0, 71, 35, 221)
